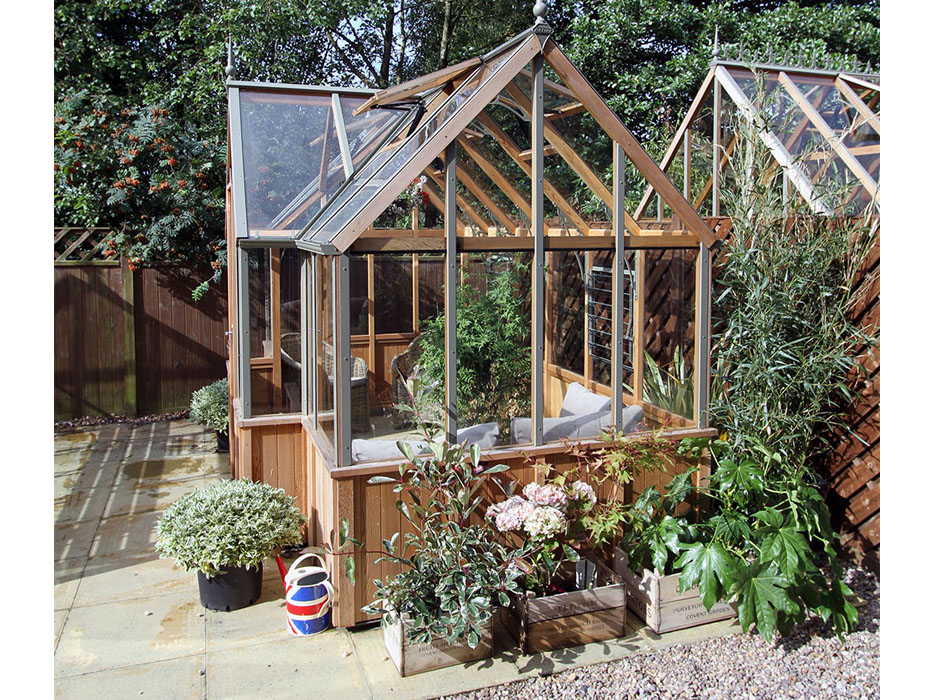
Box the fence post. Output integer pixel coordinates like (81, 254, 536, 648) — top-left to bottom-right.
(120, 255, 138, 416)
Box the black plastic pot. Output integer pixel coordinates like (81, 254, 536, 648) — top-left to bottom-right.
(197, 564, 262, 611)
(216, 430, 229, 453)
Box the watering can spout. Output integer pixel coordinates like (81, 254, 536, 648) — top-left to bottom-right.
(275, 555, 288, 589)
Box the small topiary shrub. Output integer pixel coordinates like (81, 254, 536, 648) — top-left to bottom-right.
(189, 378, 229, 435)
(155, 479, 306, 577)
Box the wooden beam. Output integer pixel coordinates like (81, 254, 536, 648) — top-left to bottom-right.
(834, 77, 880, 137)
(422, 178, 465, 234)
(476, 111, 592, 235)
(270, 249, 283, 410)
(120, 256, 138, 416)
(454, 161, 518, 233)
(779, 72, 878, 202)
(635, 69, 715, 219)
(693, 133, 738, 209)
(327, 38, 538, 251)
(348, 232, 700, 253)
(543, 42, 717, 246)
(715, 65, 832, 216)
(457, 135, 532, 219)
(353, 57, 482, 115)
(425, 165, 491, 231)
(518, 144, 558, 159)
(838, 74, 881, 93)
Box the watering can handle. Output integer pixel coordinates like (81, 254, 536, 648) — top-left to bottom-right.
(289, 552, 327, 573)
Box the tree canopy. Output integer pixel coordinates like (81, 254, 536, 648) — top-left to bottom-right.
(53, 0, 879, 288)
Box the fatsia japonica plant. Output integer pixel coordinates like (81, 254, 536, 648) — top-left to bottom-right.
(334, 440, 530, 648)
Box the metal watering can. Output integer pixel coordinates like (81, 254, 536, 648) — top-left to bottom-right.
(275, 553, 334, 636)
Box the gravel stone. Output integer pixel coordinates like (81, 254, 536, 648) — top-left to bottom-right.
(438, 559, 878, 700)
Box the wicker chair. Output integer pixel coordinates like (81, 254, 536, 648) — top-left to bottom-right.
(280, 332, 371, 434)
(389, 336, 424, 429)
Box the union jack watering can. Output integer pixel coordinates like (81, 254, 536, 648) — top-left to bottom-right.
(275, 553, 334, 636)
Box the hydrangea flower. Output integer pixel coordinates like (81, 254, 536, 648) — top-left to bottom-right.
(523, 482, 568, 509)
(523, 506, 567, 539)
(570, 480, 597, 506)
(488, 496, 534, 532)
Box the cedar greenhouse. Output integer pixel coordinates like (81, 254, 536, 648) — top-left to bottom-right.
(223, 15, 880, 627)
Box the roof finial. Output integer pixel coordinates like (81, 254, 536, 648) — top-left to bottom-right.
(712, 25, 720, 60)
(225, 35, 236, 80)
(533, 0, 548, 24)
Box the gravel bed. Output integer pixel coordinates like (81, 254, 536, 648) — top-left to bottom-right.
(54, 411, 189, 432)
(440, 560, 879, 700)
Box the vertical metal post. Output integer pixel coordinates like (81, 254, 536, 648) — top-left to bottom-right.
(694, 244, 711, 428)
(300, 252, 311, 416)
(444, 142, 458, 444)
(531, 52, 545, 446)
(611, 142, 626, 432)
(236, 246, 252, 419)
(336, 254, 352, 465)
(713, 77, 722, 217)
(310, 255, 319, 426)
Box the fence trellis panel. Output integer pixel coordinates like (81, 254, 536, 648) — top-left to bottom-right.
(54, 230, 229, 419)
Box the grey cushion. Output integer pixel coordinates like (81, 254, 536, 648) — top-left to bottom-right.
(351, 439, 430, 463)
(510, 405, 644, 445)
(559, 382, 612, 417)
(457, 422, 500, 449)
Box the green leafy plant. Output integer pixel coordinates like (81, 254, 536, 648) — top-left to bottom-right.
(336, 441, 527, 648)
(54, 88, 226, 294)
(418, 259, 531, 439)
(155, 479, 306, 577)
(189, 378, 230, 434)
(642, 347, 694, 419)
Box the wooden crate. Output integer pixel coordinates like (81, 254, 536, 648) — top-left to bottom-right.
(501, 558, 627, 654)
(613, 548, 736, 634)
(383, 613, 494, 677)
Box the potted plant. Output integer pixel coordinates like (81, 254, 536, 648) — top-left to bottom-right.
(337, 439, 524, 676)
(611, 465, 738, 635)
(155, 479, 306, 611)
(487, 474, 628, 654)
(189, 378, 230, 452)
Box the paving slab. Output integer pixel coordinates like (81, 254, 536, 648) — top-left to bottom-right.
(54, 655, 205, 699)
(206, 575, 293, 651)
(55, 557, 87, 611)
(509, 622, 651, 678)
(55, 520, 98, 563)
(206, 630, 368, 700)
(55, 485, 114, 527)
(103, 474, 221, 519)
(55, 592, 205, 677)
(87, 510, 162, 560)
(74, 553, 194, 607)
(55, 609, 69, 650)
(634, 615, 742, 649)
(114, 453, 229, 490)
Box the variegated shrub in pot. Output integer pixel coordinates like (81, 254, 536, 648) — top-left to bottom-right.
(189, 378, 230, 452)
(338, 439, 528, 676)
(155, 479, 306, 611)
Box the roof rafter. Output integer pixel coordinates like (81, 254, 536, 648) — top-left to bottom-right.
(542, 40, 718, 246)
(714, 65, 833, 215)
(778, 71, 879, 204)
(834, 77, 880, 137)
(635, 68, 715, 219)
(476, 111, 591, 235)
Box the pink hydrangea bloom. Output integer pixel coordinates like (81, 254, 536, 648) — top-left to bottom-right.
(523, 482, 568, 509)
(523, 506, 567, 539)
(571, 480, 597, 506)
(488, 496, 534, 532)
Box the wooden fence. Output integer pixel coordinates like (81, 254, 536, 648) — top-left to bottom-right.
(824, 240, 880, 566)
(54, 228, 229, 419)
